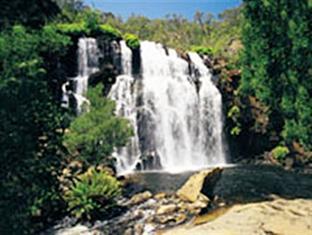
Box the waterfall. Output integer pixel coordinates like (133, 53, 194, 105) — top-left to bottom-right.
(67, 38, 100, 114)
(108, 41, 141, 172)
(110, 41, 226, 173)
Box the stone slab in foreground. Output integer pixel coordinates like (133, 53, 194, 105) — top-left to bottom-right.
(161, 198, 312, 235)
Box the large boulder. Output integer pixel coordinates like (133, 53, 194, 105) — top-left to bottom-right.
(177, 168, 223, 202)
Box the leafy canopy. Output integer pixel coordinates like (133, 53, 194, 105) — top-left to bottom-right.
(240, 0, 312, 150)
(0, 25, 70, 234)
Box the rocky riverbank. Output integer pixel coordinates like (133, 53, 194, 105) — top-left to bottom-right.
(52, 165, 312, 235)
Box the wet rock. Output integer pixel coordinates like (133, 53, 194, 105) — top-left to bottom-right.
(139, 198, 158, 210)
(174, 213, 187, 224)
(177, 202, 188, 213)
(156, 204, 177, 215)
(187, 200, 208, 211)
(55, 225, 91, 235)
(154, 213, 187, 225)
(131, 47, 141, 75)
(134, 223, 144, 235)
(124, 227, 133, 235)
(154, 215, 176, 224)
(177, 168, 223, 202)
(285, 156, 294, 170)
(127, 191, 153, 205)
(138, 150, 162, 170)
(197, 193, 210, 204)
(131, 209, 145, 220)
(154, 192, 167, 200)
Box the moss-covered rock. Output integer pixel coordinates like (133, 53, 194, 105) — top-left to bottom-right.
(125, 33, 140, 49)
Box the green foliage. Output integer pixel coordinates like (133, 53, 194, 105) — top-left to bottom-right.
(230, 126, 242, 136)
(64, 167, 121, 219)
(191, 46, 213, 57)
(227, 105, 242, 136)
(83, 9, 102, 33)
(99, 24, 122, 39)
(240, 0, 312, 150)
(55, 22, 121, 39)
(102, 8, 242, 55)
(228, 105, 240, 119)
(271, 146, 290, 161)
(64, 84, 133, 166)
(56, 22, 89, 36)
(125, 33, 140, 49)
(0, 25, 70, 234)
(0, 0, 60, 29)
(40, 25, 72, 57)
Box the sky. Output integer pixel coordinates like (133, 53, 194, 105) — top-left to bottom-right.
(83, 0, 242, 20)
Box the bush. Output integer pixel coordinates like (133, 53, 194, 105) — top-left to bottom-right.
(271, 146, 290, 161)
(227, 105, 240, 119)
(99, 24, 122, 39)
(56, 22, 89, 36)
(64, 167, 121, 219)
(63, 84, 133, 166)
(191, 46, 213, 57)
(230, 126, 241, 136)
(55, 22, 122, 39)
(125, 33, 140, 49)
(228, 105, 241, 136)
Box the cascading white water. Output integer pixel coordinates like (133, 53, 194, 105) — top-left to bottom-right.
(110, 41, 226, 173)
(72, 38, 100, 114)
(108, 41, 141, 172)
(188, 52, 226, 166)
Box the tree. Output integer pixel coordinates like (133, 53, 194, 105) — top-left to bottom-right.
(0, 26, 71, 234)
(240, 0, 312, 150)
(64, 85, 133, 166)
(194, 11, 214, 35)
(0, 0, 60, 28)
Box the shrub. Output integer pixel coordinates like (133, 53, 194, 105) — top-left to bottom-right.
(56, 22, 89, 36)
(227, 105, 240, 119)
(125, 33, 140, 49)
(191, 46, 213, 57)
(271, 146, 290, 161)
(228, 105, 241, 136)
(64, 167, 121, 219)
(99, 24, 122, 39)
(230, 126, 241, 136)
(63, 84, 133, 166)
